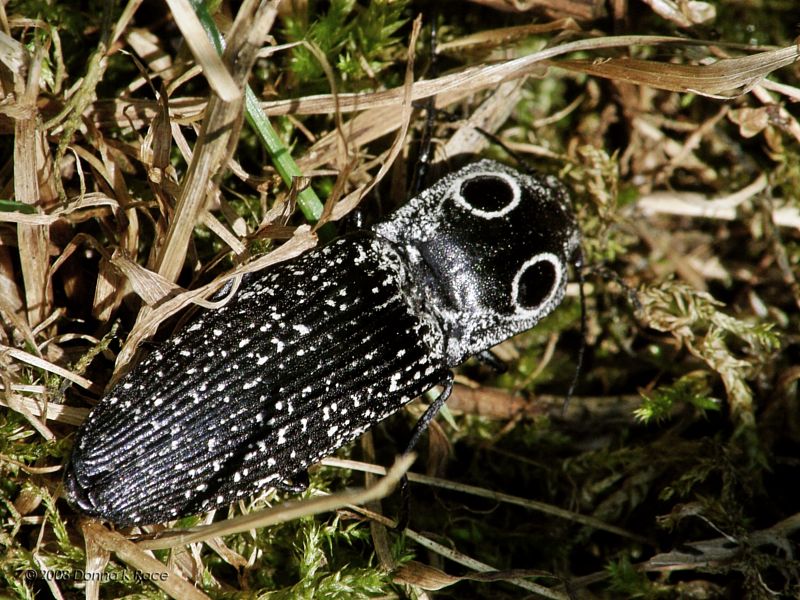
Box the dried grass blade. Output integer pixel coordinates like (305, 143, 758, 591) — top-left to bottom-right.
(81, 522, 110, 600)
(82, 520, 211, 600)
(441, 78, 525, 159)
(163, 0, 240, 102)
(436, 18, 581, 55)
(189, 0, 325, 222)
(0, 393, 89, 425)
(13, 46, 52, 327)
(1, 346, 93, 390)
(111, 0, 144, 47)
(0, 29, 26, 72)
(348, 502, 567, 597)
(0, 212, 55, 226)
(111, 255, 184, 307)
(0, 267, 23, 326)
(260, 36, 792, 118)
(91, 96, 205, 130)
(92, 258, 123, 322)
(200, 210, 247, 256)
(0, 294, 38, 354)
(396, 546, 567, 599)
(92, 36, 793, 128)
(637, 174, 770, 221)
(327, 15, 422, 222)
(322, 457, 651, 544)
(297, 104, 406, 172)
(153, 1, 277, 285)
(0, 394, 54, 440)
(135, 454, 415, 550)
(553, 44, 800, 96)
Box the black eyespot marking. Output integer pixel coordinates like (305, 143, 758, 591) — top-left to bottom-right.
(451, 171, 521, 219)
(516, 258, 557, 310)
(460, 175, 515, 213)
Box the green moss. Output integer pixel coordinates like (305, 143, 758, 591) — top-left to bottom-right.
(636, 371, 720, 423)
(282, 0, 410, 92)
(2, 1, 800, 598)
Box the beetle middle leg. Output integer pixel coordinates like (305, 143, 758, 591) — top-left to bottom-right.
(276, 470, 310, 494)
(396, 372, 454, 531)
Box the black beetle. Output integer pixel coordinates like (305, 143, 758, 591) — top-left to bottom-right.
(64, 159, 580, 525)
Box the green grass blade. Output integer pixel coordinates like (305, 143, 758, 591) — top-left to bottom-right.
(190, 0, 325, 223)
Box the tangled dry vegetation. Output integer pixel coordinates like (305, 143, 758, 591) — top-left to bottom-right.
(1, 0, 799, 598)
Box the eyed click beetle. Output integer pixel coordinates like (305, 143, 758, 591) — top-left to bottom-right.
(64, 159, 581, 525)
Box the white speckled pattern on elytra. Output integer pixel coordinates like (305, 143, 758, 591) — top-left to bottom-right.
(65, 159, 580, 526)
(67, 233, 449, 525)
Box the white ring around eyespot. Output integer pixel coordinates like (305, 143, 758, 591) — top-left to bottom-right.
(511, 252, 563, 315)
(450, 171, 522, 219)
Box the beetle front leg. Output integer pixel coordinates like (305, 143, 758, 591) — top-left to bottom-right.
(476, 349, 507, 374)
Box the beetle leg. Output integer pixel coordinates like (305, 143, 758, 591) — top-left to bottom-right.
(276, 470, 310, 494)
(396, 372, 455, 531)
(476, 349, 507, 374)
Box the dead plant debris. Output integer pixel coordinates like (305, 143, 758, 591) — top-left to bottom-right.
(1, 1, 799, 598)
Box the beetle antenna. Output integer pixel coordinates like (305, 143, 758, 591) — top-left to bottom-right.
(410, 18, 439, 197)
(563, 252, 587, 414)
(475, 126, 532, 173)
(591, 264, 643, 313)
(563, 263, 645, 415)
